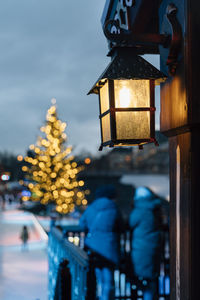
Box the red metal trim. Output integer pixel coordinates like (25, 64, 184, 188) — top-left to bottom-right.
(98, 93, 104, 147)
(108, 79, 117, 141)
(111, 107, 153, 112)
(150, 80, 156, 141)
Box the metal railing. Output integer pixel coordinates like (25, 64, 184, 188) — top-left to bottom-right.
(48, 225, 170, 300)
(48, 227, 90, 300)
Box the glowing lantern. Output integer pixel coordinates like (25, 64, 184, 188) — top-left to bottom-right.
(88, 48, 166, 150)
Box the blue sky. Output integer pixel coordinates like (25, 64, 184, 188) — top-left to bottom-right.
(0, 1, 160, 156)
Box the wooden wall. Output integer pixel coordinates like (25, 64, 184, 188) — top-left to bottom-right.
(160, 1, 200, 299)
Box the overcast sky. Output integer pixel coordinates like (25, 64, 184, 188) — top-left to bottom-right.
(0, 1, 159, 157)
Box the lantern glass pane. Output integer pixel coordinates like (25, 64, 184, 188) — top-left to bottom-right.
(99, 81, 109, 114)
(116, 111, 150, 139)
(114, 80, 150, 108)
(101, 113, 111, 142)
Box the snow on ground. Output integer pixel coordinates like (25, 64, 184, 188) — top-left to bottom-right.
(0, 207, 48, 300)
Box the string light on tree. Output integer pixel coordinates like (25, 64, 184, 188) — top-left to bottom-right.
(22, 99, 87, 214)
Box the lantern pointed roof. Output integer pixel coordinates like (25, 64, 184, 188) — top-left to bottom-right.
(88, 47, 167, 95)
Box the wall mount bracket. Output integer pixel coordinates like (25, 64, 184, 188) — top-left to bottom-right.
(103, 3, 182, 76)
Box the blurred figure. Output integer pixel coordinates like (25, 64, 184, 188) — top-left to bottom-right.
(20, 225, 29, 250)
(0, 194, 6, 210)
(1, 194, 6, 210)
(8, 193, 15, 205)
(129, 187, 162, 300)
(79, 185, 122, 300)
(4, 193, 10, 206)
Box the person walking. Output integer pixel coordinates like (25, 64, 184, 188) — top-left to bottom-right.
(129, 186, 162, 300)
(79, 185, 122, 300)
(0, 194, 6, 210)
(20, 225, 29, 250)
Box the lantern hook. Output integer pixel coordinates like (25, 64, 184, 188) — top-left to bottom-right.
(165, 3, 182, 75)
(103, 20, 170, 48)
(103, 3, 182, 76)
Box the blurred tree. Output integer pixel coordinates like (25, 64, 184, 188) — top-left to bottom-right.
(23, 99, 87, 214)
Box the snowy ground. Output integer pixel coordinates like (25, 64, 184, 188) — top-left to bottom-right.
(0, 204, 48, 300)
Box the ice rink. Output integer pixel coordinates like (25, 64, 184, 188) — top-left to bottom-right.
(0, 206, 48, 300)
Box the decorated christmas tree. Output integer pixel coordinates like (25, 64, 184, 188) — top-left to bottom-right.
(23, 99, 87, 214)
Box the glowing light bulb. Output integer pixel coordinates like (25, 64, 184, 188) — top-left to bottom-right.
(73, 236, 79, 246)
(119, 87, 131, 108)
(56, 206, 62, 213)
(79, 180, 84, 187)
(35, 147, 40, 154)
(84, 158, 91, 164)
(77, 192, 83, 198)
(82, 199, 88, 206)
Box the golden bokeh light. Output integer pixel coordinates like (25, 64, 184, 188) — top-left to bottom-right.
(84, 158, 91, 164)
(28, 183, 34, 189)
(79, 180, 84, 187)
(17, 155, 23, 161)
(82, 199, 88, 206)
(21, 102, 87, 214)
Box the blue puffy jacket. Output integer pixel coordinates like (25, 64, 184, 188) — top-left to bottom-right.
(79, 197, 121, 265)
(129, 187, 162, 279)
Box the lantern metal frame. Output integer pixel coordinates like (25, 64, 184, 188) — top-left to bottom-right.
(98, 78, 156, 150)
(88, 47, 167, 150)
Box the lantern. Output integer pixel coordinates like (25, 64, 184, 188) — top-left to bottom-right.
(88, 48, 167, 150)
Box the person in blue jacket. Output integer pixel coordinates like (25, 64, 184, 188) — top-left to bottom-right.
(129, 186, 162, 300)
(79, 185, 122, 300)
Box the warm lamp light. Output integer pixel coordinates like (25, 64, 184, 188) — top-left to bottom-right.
(88, 48, 167, 150)
(84, 157, 91, 164)
(118, 86, 131, 108)
(17, 155, 23, 161)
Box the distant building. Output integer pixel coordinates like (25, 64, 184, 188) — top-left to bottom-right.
(82, 131, 169, 174)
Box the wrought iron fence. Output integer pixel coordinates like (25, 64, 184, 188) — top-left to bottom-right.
(48, 225, 170, 300)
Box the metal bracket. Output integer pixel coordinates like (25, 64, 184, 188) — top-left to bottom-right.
(103, 20, 169, 48)
(166, 4, 182, 75)
(103, 3, 182, 76)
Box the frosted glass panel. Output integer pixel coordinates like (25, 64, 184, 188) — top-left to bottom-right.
(116, 111, 150, 139)
(114, 80, 150, 108)
(100, 82, 109, 114)
(101, 114, 111, 142)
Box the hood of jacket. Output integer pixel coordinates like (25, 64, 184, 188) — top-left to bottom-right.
(91, 197, 116, 211)
(133, 187, 161, 210)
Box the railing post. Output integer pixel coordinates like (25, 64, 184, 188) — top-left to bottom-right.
(86, 252, 97, 300)
(54, 260, 71, 300)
